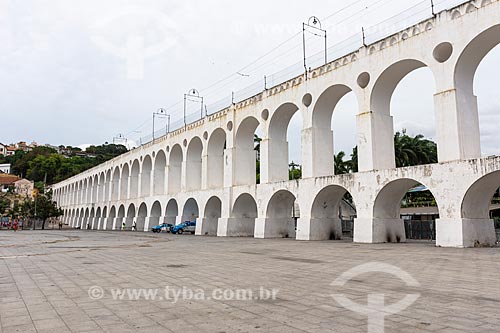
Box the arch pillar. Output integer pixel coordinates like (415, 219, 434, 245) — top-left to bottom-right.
(296, 214, 342, 241)
(149, 171, 155, 197)
(91, 216, 99, 230)
(125, 175, 131, 200)
(181, 160, 188, 192)
(435, 218, 495, 247)
(112, 217, 121, 230)
(300, 126, 333, 178)
(98, 215, 106, 230)
(140, 217, 150, 232)
(116, 178, 122, 200)
(353, 217, 406, 244)
(223, 148, 233, 188)
(434, 87, 481, 162)
(201, 152, 209, 190)
(261, 137, 289, 183)
(232, 145, 256, 186)
(216, 218, 251, 236)
(356, 111, 396, 172)
(254, 217, 297, 239)
(137, 173, 143, 197)
(196, 217, 217, 236)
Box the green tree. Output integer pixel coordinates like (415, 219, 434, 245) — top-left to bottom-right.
(334, 151, 350, 175)
(21, 191, 63, 230)
(349, 146, 358, 173)
(5, 143, 129, 186)
(334, 131, 437, 174)
(289, 161, 302, 180)
(0, 193, 10, 216)
(255, 134, 262, 183)
(393, 130, 437, 167)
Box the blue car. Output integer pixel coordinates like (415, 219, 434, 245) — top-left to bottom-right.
(151, 223, 174, 233)
(171, 221, 196, 234)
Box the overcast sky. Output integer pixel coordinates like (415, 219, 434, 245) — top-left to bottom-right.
(0, 0, 499, 162)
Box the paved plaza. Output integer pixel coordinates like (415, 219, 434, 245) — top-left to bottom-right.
(0, 230, 499, 332)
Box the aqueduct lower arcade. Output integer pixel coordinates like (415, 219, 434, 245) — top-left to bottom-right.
(53, 0, 500, 247)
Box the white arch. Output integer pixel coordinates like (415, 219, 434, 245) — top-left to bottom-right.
(207, 129, 226, 189)
(141, 155, 152, 197)
(130, 160, 140, 199)
(311, 84, 355, 177)
(165, 199, 179, 224)
(120, 164, 130, 200)
(153, 151, 166, 195)
(168, 145, 183, 194)
(111, 167, 120, 201)
(267, 102, 301, 182)
(186, 137, 203, 191)
(200, 196, 222, 236)
(234, 116, 260, 185)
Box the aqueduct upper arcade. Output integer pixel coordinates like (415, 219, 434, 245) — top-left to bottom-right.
(53, 0, 500, 247)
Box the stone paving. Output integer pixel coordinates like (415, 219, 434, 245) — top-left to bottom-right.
(0, 230, 499, 332)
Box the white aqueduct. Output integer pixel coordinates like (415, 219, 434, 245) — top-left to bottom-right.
(53, 0, 500, 247)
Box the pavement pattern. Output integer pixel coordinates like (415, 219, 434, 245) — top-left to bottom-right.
(0, 230, 499, 332)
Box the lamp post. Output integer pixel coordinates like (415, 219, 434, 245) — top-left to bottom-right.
(302, 16, 327, 77)
(152, 108, 168, 141)
(183, 89, 204, 127)
(113, 133, 127, 145)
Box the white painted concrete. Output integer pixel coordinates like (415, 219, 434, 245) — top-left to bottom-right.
(52, 0, 500, 248)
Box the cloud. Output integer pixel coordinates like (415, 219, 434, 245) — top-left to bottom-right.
(1, 0, 500, 163)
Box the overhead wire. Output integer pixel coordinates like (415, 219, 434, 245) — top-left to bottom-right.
(119, 0, 438, 146)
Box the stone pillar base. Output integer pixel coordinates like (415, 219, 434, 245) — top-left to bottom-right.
(196, 218, 218, 236)
(97, 217, 105, 230)
(217, 218, 255, 237)
(124, 217, 134, 230)
(254, 217, 296, 239)
(353, 218, 406, 243)
(90, 218, 98, 230)
(436, 218, 496, 247)
(143, 217, 152, 231)
(296, 218, 342, 241)
(112, 217, 121, 230)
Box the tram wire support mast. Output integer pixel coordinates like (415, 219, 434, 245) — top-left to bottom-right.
(152, 108, 168, 141)
(302, 16, 327, 79)
(183, 89, 204, 128)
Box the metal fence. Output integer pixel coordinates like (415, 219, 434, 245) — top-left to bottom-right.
(404, 220, 436, 240)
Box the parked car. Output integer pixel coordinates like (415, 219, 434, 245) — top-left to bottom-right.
(171, 221, 196, 234)
(151, 223, 174, 233)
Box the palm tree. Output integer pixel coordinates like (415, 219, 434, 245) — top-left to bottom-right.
(334, 151, 350, 175)
(333, 131, 436, 173)
(254, 134, 262, 162)
(394, 130, 437, 167)
(254, 134, 262, 183)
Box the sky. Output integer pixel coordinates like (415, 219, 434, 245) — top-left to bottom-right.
(0, 0, 499, 163)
